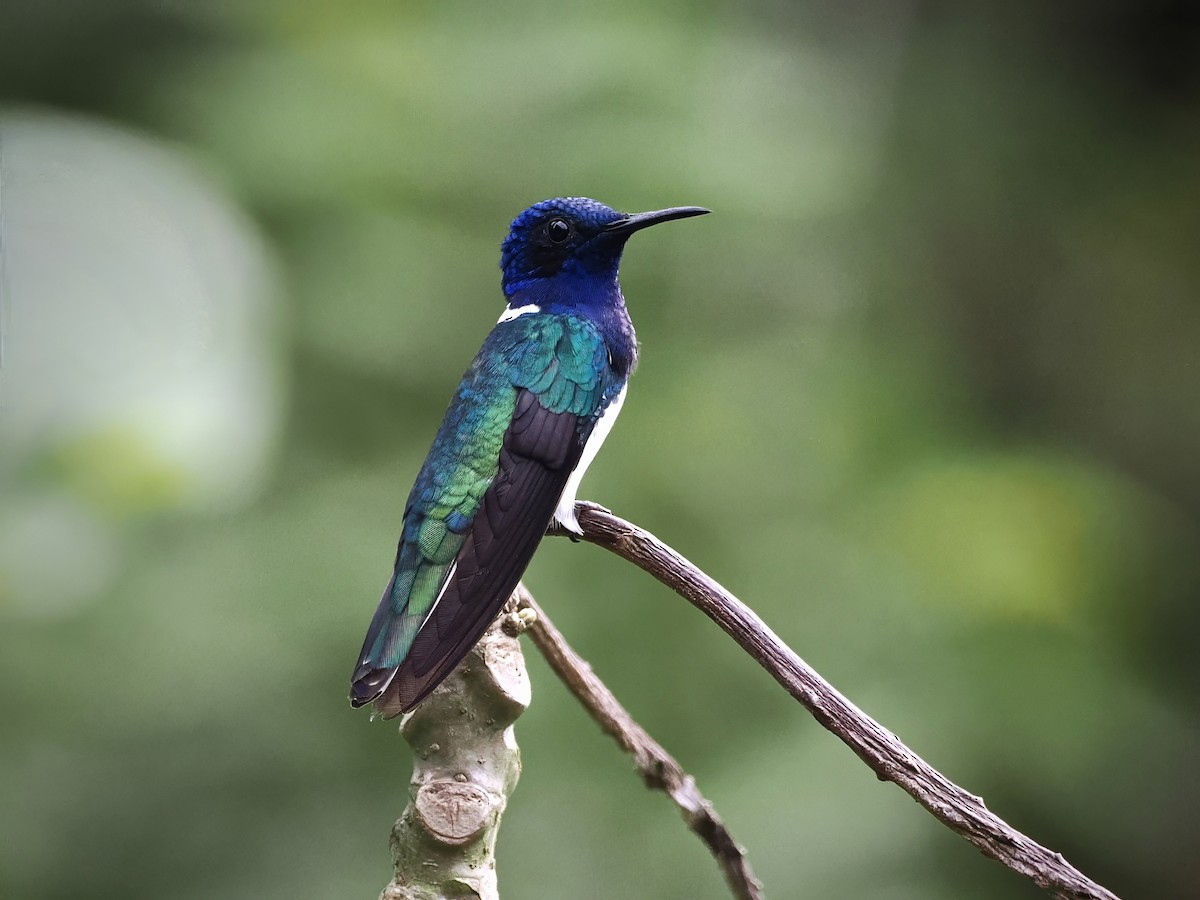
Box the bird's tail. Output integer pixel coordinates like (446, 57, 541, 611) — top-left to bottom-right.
(349, 572, 403, 708)
(350, 662, 397, 709)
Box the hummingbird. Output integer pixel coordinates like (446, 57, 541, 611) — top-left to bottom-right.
(350, 197, 709, 713)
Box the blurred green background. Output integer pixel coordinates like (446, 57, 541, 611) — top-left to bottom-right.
(2, 2, 1197, 898)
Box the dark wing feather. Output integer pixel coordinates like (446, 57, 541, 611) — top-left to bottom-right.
(381, 389, 589, 712)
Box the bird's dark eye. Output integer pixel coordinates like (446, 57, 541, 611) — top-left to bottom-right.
(547, 218, 571, 243)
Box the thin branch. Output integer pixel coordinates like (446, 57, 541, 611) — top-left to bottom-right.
(549, 502, 1121, 900)
(512, 583, 764, 900)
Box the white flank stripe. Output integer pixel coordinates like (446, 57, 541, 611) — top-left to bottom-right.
(497, 303, 541, 323)
(554, 383, 627, 534)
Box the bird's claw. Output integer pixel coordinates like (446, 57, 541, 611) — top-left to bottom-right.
(501, 607, 538, 636)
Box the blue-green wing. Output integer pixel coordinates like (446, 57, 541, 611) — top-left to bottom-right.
(350, 314, 619, 711)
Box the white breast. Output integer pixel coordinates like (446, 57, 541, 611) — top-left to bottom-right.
(553, 383, 628, 534)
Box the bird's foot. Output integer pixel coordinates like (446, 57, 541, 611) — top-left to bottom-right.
(502, 606, 538, 636)
(548, 500, 610, 540)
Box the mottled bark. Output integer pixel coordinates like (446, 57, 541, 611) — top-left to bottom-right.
(378, 606, 530, 900)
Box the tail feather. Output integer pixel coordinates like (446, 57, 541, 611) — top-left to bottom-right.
(349, 570, 405, 708)
(349, 664, 397, 708)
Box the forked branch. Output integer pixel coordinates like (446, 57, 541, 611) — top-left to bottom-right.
(548, 502, 1120, 900)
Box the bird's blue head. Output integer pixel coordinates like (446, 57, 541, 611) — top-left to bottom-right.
(499, 197, 708, 307)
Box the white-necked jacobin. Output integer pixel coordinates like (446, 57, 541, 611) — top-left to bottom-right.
(350, 197, 709, 713)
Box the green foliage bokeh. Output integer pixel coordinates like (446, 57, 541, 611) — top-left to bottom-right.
(2, 3, 1197, 899)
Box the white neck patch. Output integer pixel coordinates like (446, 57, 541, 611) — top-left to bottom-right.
(497, 303, 541, 324)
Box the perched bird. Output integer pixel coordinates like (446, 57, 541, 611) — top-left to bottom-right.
(350, 197, 708, 714)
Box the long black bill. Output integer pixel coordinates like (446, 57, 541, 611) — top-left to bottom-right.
(604, 205, 710, 236)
